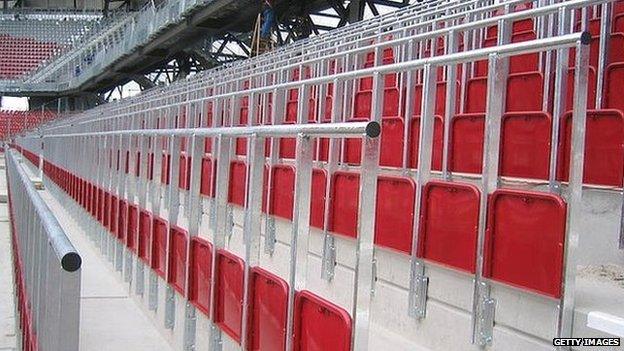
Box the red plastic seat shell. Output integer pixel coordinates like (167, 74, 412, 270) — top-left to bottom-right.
(189, 237, 212, 315)
(484, 189, 567, 298)
(374, 176, 416, 254)
(247, 268, 288, 351)
(293, 291, 352, 351)
(419, 181, 480, 273)
(215, 250, 245, 343)
(168, 226, 188, 295)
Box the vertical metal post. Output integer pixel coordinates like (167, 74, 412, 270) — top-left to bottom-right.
(284, 133, 314, 351)
(557, 34, 590, 344)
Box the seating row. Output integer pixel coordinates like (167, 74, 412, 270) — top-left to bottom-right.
(38, 152, 568, 299)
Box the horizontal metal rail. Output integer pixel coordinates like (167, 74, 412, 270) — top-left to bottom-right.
(6, 148, 81, 351)
(50, 32, 586, 128)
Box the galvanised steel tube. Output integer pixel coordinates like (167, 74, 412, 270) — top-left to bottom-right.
(45, 31, 587, 127)
(7, 149, 82, 272)
(6, 148, 81, 351)
(40, 120, 381, 139)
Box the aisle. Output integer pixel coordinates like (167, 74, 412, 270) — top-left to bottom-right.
(21, 158, 174, 351)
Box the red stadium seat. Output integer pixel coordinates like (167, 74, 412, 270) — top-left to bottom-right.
(178, 154, 191, 190)
(228, 161, 247, 207)
(484, 189, 567, 298)
(329, 171, 359, 238)
(343, 118, 405, 167)
(500, 112, 552, 180)
(465, 72, 544, 113)
(413, 81, 461, 117)
(374, 176, 416, 254)
(269, 165, 295, 220)
(449, 113, 485, 174)
(409, 115, 443, 170)
(310, 169, 327, 230)
(605, 63, 624, 112)
(419, 181, 480, 272)
(117, 200, 127, 241)
(215, 250, 244, 342)
(151, 217, 168, 278)
(189, 237, 212, 315)
(138, 210, 152, 263)
(201, 157, 216, 197)
(557, 109, 624, 187)
(293, 291, 352, 351)
(168, 226, 188, 295)
(127, 204, 138, 252)
(247, 268, 288, 351)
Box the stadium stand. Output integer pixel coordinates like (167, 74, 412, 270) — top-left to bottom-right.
(0, 11, 108, 81)
(4, 0, 624, 350)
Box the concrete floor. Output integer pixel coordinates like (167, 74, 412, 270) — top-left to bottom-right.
(0, 155, 173, 351)
(0, 155, 16, 351)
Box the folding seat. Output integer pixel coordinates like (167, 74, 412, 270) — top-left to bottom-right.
(486, 18, 534, 39)
(161, 153, 171, 185)
(126, 204, 138, 252)
(268, 165, 295, 220)
(117, 200, 128, 241)
(204, 101, 214, 153)
(228, 161, 247, 207)
(475, 31, 539, 76)
(96, 188, 105, 224)
(293, 291, 352, 351)
(500, 112, 552, 180)
(189, 237, 212, 315)
(448, 113, 485, 174)
(103, 192, 111, 228)
(557, 109, 624, 187)
(374, 176, 416, 254)
(419, 181, 480, 272)
(484, 189, 567, 298)
(109, 195, 119, 235)
(236, 94, 251, 156)
(168, 226, 188, 295)
(605, 62, 624, 111)
(343, 118, 405, 167)
(465, 72, 544, 113)
(614, 13, 624, 33)
(408, 115, 443, 170)
(570, 34, 624, 69)
(352, 47, 401, 118)
(247, 267, 288, 350)
(215, 250, 244, 342)
(178, 154, 192, 190)
(285, 67, 317, 124)
(562, 66, 597, 111)
(310, 169, 328, 230)
(200, 156, 216, 197)
(413, 80, 461, 118)
(329, 172, 360, 238)
(151, 217, 168, 278)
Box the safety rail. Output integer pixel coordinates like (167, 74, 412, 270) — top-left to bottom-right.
(31, 121, 380, 350)
(5, 148, 81, 351)
(12, 13, 598, 348)
(43, 0, 608, 130)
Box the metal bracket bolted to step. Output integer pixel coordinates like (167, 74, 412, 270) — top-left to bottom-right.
(264, 216, 276, 255)
(475, 282, 496, 346)
(321, 233, 336, 281)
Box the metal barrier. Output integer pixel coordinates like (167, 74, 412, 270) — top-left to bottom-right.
(12, 0, 624, 350)
(5, 149, 81, 351)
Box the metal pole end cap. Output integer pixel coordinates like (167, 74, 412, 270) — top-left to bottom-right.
(62, 252, 82, 272)
(366, 121, 381, 138)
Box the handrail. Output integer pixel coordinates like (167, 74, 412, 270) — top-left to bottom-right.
(6, 148, 81, 351)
